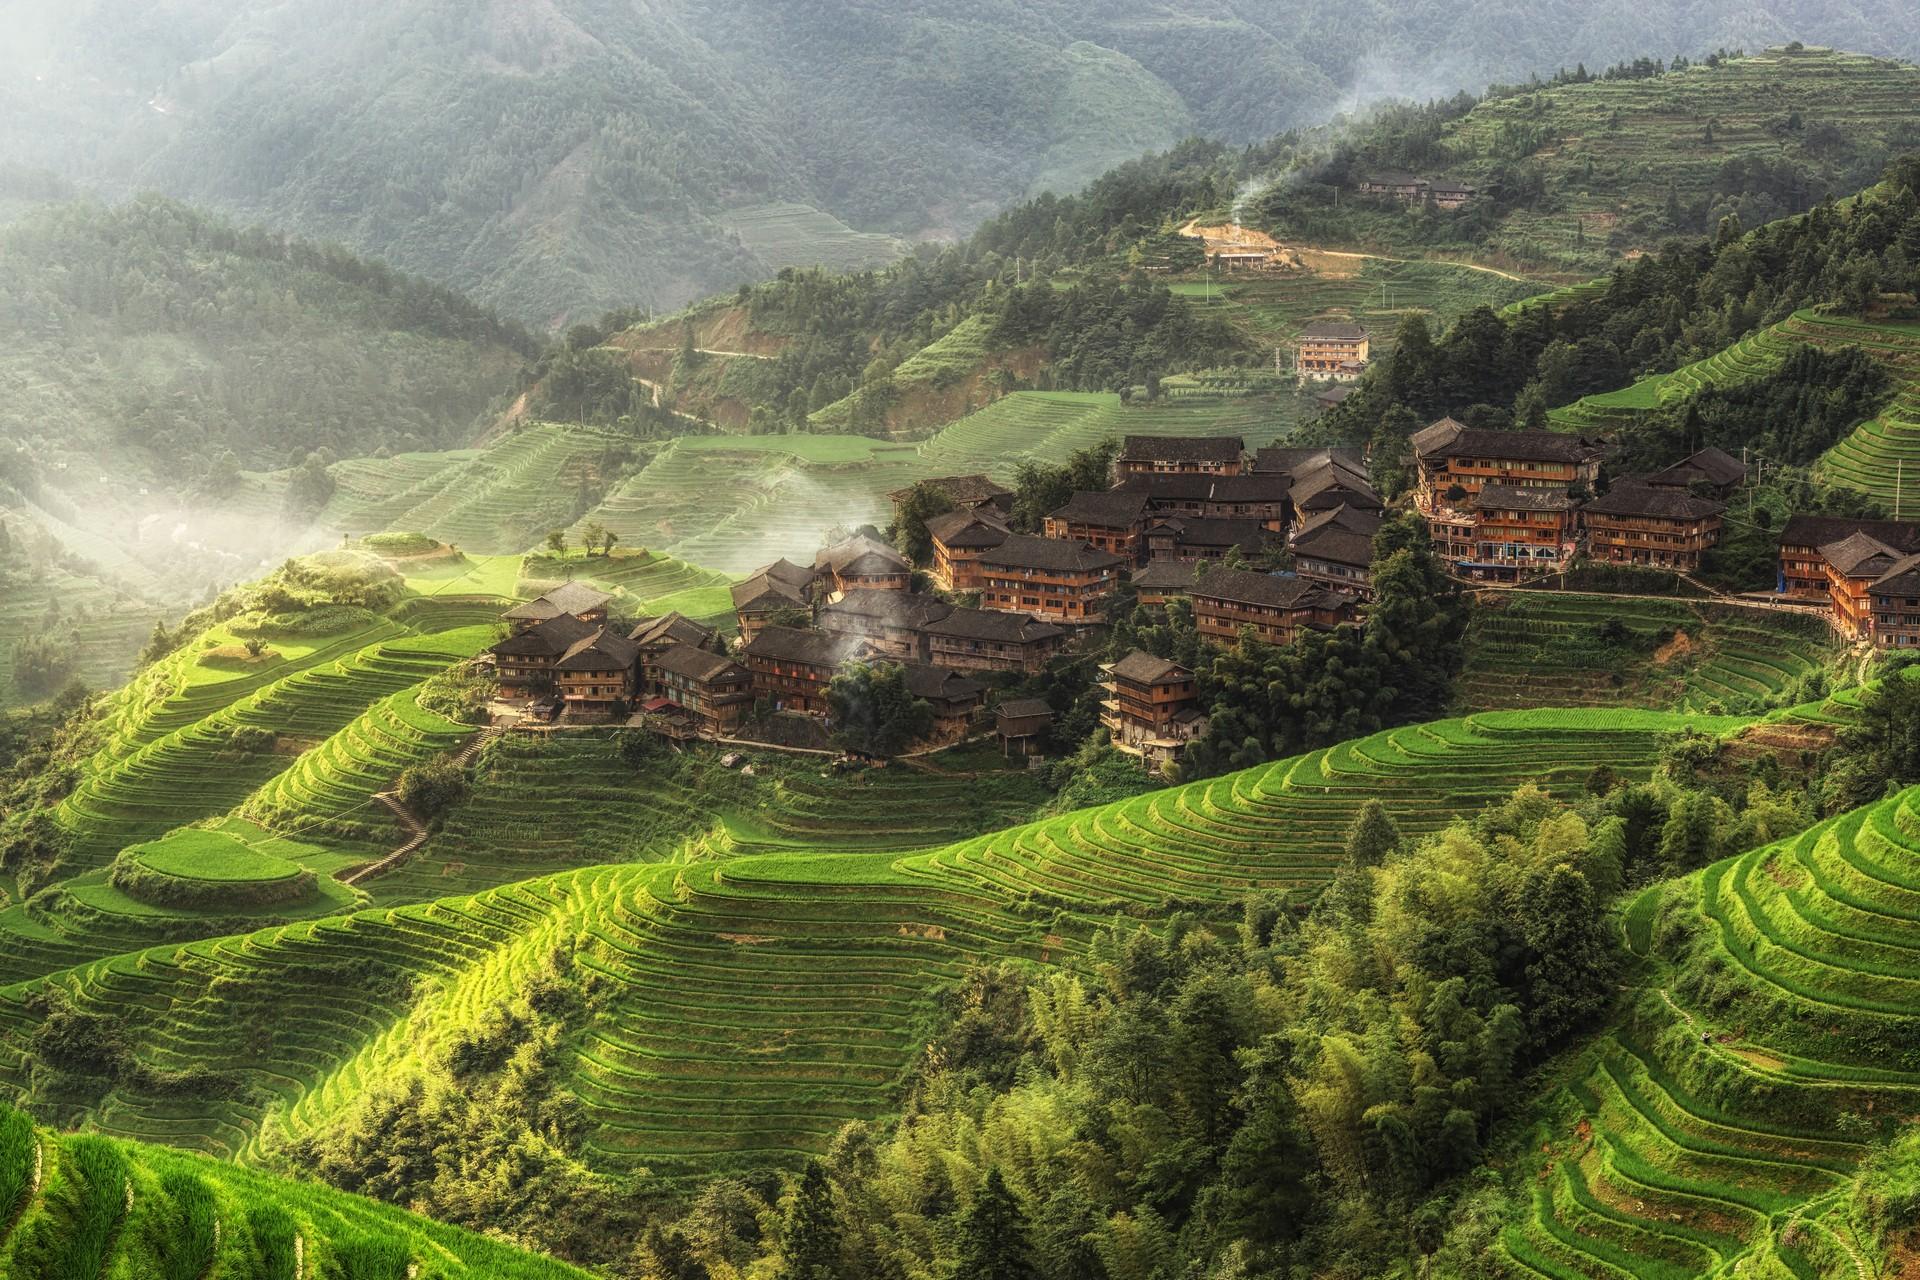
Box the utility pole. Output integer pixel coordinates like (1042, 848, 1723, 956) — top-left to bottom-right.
(1899, 458, 1905, 521)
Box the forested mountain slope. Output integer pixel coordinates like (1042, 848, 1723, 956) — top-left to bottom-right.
(14, 1, 1920, 323)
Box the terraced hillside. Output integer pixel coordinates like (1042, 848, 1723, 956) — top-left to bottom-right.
(0, 1102, 588, 1279)
(720, 202, 910, 274)
(1503, 785, 1920, 1277)
(0, 709, 1742, 1176)
(0, 563, 166, 710)
(1462, 592, 1843, 712)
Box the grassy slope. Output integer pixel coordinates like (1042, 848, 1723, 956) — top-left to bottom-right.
(0, 1101, 589, 1279)
(0, 708, 1744, 1176)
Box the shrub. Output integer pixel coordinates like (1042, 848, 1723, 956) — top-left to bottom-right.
(395, 755, 469, 825)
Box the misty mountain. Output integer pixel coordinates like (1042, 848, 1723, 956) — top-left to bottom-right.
(9, 1, 1920, 328)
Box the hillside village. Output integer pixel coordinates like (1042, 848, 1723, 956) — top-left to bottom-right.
(479, 418, 1920, 775)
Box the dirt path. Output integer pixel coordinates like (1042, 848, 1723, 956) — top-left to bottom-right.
(338, 729, 495, 887)
(1468, 581, 1831, 616)
(1303, 245, 1535, 283)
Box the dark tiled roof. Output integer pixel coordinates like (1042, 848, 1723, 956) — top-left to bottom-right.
(491, 613, 598, 658)
(818, 590, 953, 629)
(1190, 568, 1329, 609)
(899, 663, 986, 705)
(1296, 503, 1382, 539)
(927, 508, 1009, 548)
(1474, 484, 1579, 512)
(978, 534, 1127, 574)
(924, 607, 1065, 644)
(654, 641, 749, 683)
(760, 558, 816, 590)
(889, 474, 1012, 505)
(1290, 459, 1380, 511)
(1118, 434, 1245, 464)
(1819, 531, 1904, 577)
(817, 535, 908, 575)
(1872, 553, 1920, 596)
(1583, 484, 1726, 521)
(732, 572, 808, 613)
(1251, 445, 1365, 476)
(1315, 384, 1355, 407)
(1049, 490, 1150, 526)
(629, 613, 715, 649)
(1147, 516, 1273, 550)
(744, 625, 863, 668)
(1120, 473, 1213, 502)
(1300, 321, 1369, 341)
(838, 551, 912, 578)
(504, 580, 612, 622)
(1644, 447, 1745, 489)
(1778, 515, 1920, 553)
(1411, 419, 1599, 465)
(1107, 650, 1190, 684)
(1206, 474, 1294, 503)
(554, 626, 641, 672)
(1129, 560, 1203, 592)
(996, 697, 1054, 720)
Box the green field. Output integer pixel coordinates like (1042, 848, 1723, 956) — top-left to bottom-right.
(0, 1101, 589, 1278)
(1503, 783, 1920, 1277)
(0, 707, 1743, 1174)
(721, 202, 910, 274)
(126, 828, 305, 883)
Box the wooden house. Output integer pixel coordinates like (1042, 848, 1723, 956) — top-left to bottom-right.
(1777, 516, 1920, 599)
(1581, 483, 1725, 572)
(1640, 447, 1746, 499)
(743, 625, 867, 716)
(629, 613, 720, 693)
(503, 581, 612, 634)
(1296, 323, 1370, 381)
(817, 590, 952, 662)
(1045, 490, 1151, 559)
(1817, 530, 1908, 639)
(995, 697, 1054, 758)
(650, 642, 755, 735)
(976, 534, 1127, 623)
(1113, 435, 1247, 479)
(926, 508, 1010, 591)
(1120, 473, 1293, 531)
(1429, 181, 1477, 210)
(1100, 650, 1206, 774)
(1451, 484, 1580, 574)
(900, 664, 988, 745)
(731, 559, 814, 642)
(922, 607, 1067, 674)
(1129, 560, 1202, 607)
(1358, 173, 1430, 201)
(889, 474, 1013, 515)
(1292, 504, 1381, 599)
(815, 535, 912, 601)
(1189, 569, 1357, 648)
(552, 627, 642, 720)
(1411, 418, 1603, 506)
(1142, 516, 1275, 563)
(490, 614, 598, 694)
(1870, 555, 1920, 649)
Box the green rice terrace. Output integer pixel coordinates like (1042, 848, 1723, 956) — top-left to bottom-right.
(1461, 592, 1845, 713)
(0, 708, 1744, 1176)
(720, 201, 910, 274)
(1502, 783, 1920, 1278)
(0, 1101, 590, 1278)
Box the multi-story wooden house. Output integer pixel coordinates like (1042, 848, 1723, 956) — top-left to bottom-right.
(1120, 473, 1293, 531)
(1819, 530, 1910, 639)
(1292, 504, 1381, 599)
(743, 625, 868, 716)
(1288, 456, 1383, 518)
(1045, 490, 1151, 558)
(1640, 447, 1746, 499)
(1100, 650, 1207, 774)
(731, 559, 814, 642)
(1453, 484, 1581, 572)
(922, 607, 1067, 674)
(1410, 418, 1603, 505)
(994, 697, 1055, 758)
(817, 590, 952, 662)
(1142, 516, 1275, 563)
(888, 473, 1013, 516)
(650, 641, 755, 735)
(552, 627, 642, 720)
(1190, 569, 1357, 647)
(1296, 323, 1370, 381)
(1870, 554, 1920, 649)
(926, 508, 1011, 591)
(1581, 484, 1725, 572)
(1129, 560, 1202, 607)
(900, 663, 988, 744)
(503, 582, 612, 634)
(1113, 435, 1247, 479)
(490, 614, 598, 693)
(1429, 181, 1477, 210)
(814, 535, 912, 602)
(629, 613, 720, 693)
(976, 535, 1127, 623)
(1775, 516, 1920, 599)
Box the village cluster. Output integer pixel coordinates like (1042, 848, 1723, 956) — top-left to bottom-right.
(479, 416, 1920, 770)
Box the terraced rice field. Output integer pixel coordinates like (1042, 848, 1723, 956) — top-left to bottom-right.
(524, 549, 733, 626)
(0, 1102, 590, 1278)
(1462, 593, 1841, 712)
(721, 202, 909, 273)
(0, 562, 166, 711)
(1504, 785, 1920, 1277)
(0, 708, 1740, 1175)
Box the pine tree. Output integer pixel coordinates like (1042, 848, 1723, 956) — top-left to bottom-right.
(778, 1161, 842, 1280)
(954, 1168, 1039, 1280)
(1342, 800, 1401, 868)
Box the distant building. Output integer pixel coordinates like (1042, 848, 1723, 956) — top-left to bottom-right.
(995, 697, 1055, 758)
(1870, 555, 1920, 649)
(900, 664, 988, 745)
(1292, 504, 1382, 598)
(491, 614, 598, 694)
(1581, 483, 1726, 572)
(552, 627, 641, 721)
(502, 582, 612, 634)
(815, 535, 912, 602)
(926, 507, 1010, 592)
(650, 642, 755, 735)
(1101, 650, 1207, 774)
(1777, 516, 1920, 599)
(731, 559, 814, 643)
(1445, 483, 1582, 574)
(743, 625, 869, 716)
(1296, 323, 1370, 381)
(888, 473, 1013, 515)
(1119, 473, 1293, 531)
(1142, 516, 1276, 564)
(1129, 560, 1203, 607)
(975, 535, 1128, 623)
(1411, 417, 1603, 506)
(1045, 490, 1152, 559)
(1429, 181, 1478, 210)
(1113, 435, 1248, 479)
(629, 613, 720, 694)
(1357, 174, 1476, 209)
(817, 590, 953, 662)
(923, 607, 1067, 674)
(1189, 569, 1358, 648)
(1640, 447, 1746, 499)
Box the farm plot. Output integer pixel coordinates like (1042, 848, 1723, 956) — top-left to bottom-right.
(0, 708, 1739, 1175)
(722, 202, 908, 273)
(1461, 592, 1842, 713)
(1505, 785, 1920, 1277)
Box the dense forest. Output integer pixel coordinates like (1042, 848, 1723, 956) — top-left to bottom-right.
(13, 3, 1920, 322)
